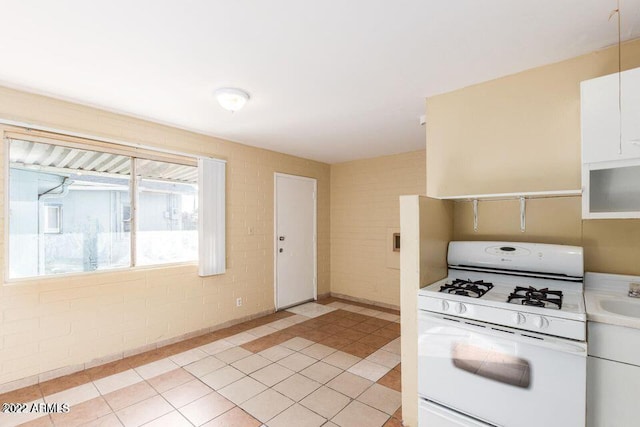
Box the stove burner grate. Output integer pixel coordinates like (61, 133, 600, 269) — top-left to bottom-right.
(439, 279, 494, 298)
(507, 286, 563, 309)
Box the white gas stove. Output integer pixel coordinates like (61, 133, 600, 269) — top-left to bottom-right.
(420, 274, 586, 341)
(418, 241, 587, 427)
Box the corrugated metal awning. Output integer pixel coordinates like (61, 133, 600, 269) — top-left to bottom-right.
(9, 139, 197, 183)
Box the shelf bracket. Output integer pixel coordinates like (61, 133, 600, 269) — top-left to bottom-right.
(473, 199, 479, 232)
(519, 197, 526, 233)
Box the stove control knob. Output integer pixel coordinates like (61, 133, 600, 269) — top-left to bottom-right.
(514, 312, 526, 325)
(533, 316, 549, 329)
(454, 303, 467, 314)
(441, 300, 449, 311)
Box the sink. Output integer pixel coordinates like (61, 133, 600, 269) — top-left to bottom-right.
(600, 299, 640, 318)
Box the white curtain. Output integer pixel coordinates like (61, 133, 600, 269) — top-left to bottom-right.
(198, 158, 226, 276)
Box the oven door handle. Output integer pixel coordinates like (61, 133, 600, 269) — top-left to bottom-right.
(419, 312, 587, 356)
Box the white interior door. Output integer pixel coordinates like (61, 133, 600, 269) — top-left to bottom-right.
(274, 173, 317, 310)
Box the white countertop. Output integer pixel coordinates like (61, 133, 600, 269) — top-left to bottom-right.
(585, 272, 640, 329)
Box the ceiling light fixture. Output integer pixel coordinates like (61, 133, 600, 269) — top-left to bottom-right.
(214, 87, 250, 112)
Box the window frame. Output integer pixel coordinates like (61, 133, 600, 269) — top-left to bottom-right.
(42, 204, 63, 234)
(4, 127, 204, 282)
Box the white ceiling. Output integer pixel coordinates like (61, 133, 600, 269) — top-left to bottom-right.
(0, 1, 639, 164)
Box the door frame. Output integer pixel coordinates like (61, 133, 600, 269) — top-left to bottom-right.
(273, 172, 317, 310)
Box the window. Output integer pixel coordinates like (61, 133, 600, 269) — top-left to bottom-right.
(43, 204, 62, 234)
(6, 134, 222, 280)
(135, 159, 198, 265)
(9, 140, 131, 278)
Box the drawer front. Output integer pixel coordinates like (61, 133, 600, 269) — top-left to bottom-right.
(588, 321, 640, 366)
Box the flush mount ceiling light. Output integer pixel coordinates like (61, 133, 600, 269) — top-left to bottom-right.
(214, 87, 250, 112)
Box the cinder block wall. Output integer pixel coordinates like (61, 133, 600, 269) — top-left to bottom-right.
(0, 85, 330, 386)
(330, 151, 426, 307)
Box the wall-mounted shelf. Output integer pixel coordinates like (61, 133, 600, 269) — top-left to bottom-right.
(436, 189, 582, 232)
(438, 189, 582, 201)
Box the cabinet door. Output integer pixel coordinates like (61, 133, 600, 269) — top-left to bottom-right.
(582, 67, 640, 164)
(587, 356, 640, 427)
(582, 160, 640, 219)
(622, 67, 640, 157)
(581, 72, 621, 164)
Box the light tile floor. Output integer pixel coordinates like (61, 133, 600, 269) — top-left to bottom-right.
(0, 298, 402, 427)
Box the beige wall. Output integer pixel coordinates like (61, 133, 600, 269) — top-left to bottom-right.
(427, 38, 640, 276)
(426, 39, 640, 198)
(330, 150, 426, 307)
(0, 85, 330, 385)
(453, 197, 583, 246)
(453, 198, 640, 275)
(399, 196, 453, 427)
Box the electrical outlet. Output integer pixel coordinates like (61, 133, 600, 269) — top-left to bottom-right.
(236, 297, 243, 307)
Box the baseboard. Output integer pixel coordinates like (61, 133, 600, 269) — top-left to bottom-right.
(329, 292, 400, 311)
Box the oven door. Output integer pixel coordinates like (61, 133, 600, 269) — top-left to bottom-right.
(418, 311, 586, 427)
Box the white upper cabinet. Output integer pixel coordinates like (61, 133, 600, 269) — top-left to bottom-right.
(581, 67, 640, 164)
(581, 66, 640, 219)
